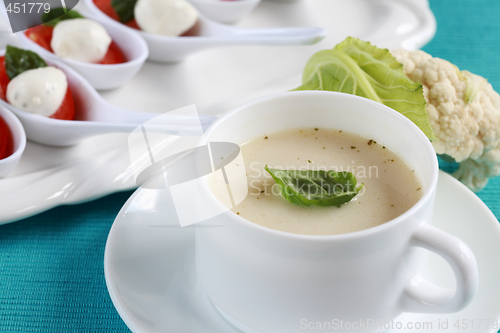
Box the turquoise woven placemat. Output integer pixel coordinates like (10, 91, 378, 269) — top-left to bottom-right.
(1, 1, 500, 332)
(0, 191, 133, 332)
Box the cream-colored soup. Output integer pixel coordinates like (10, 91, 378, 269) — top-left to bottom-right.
(207, 128, 423, 235)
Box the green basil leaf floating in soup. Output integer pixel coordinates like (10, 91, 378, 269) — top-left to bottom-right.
(112, 0, 138, 23)
(293, 37, 436, 141)
(265, 165, 363, 207)
(41, 8, 85, 27)
(462, 70, 487, 104)
(5, 45, 47, 80)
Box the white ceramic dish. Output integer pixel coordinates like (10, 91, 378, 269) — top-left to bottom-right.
(0, 105, 26, 178)
(189, 0, 261, 24)
(84, 0, 327, 62)
(104, 171, 500, 333)
(17, 11, 149, 90)
(0, 0, 436, 224)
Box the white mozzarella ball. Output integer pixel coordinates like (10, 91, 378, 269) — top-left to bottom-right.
(51, 18, 112, 63)
(134, 0, 198, 37)
(7, 67, 68, 117)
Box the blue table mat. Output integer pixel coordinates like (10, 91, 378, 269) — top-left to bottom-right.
(1, 1, 500, 332)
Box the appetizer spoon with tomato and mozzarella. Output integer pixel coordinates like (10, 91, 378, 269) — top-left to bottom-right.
(17, 8, 148, 90)
(85, 0, 326, 62)
(0, 46, 216, 146)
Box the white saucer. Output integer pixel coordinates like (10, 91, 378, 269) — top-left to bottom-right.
(104, 171, 500, 333)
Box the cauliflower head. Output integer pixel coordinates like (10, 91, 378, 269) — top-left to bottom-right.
(391, 49, 500, 191)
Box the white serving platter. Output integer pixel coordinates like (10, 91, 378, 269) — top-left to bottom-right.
(0, 0, 436, 224)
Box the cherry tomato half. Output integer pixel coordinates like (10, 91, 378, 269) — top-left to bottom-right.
(0, 115, 13, 160)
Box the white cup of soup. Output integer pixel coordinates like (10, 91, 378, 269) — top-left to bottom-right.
(193, 91, 478, 333)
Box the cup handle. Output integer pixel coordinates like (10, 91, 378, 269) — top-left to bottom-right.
(401, 223, 479, 313)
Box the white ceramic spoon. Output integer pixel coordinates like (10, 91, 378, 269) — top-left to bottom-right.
(188, 0, 261, 24)
(0, 51, 217, 147)
(83, 0, 326, 62)
(16, 14, 149, 91)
